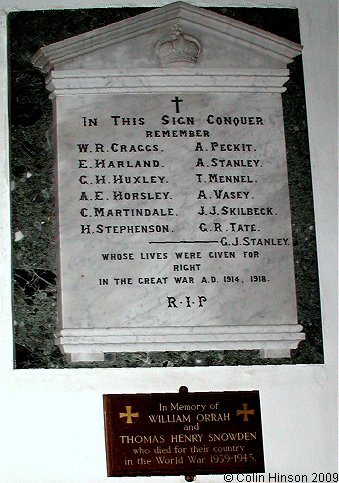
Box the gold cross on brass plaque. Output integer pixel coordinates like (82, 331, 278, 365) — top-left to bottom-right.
(119, 405, 139, 424)
(236, 403, 255, 421)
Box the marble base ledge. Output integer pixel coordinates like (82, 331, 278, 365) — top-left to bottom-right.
(68, 352, 105, 362)
(259, 348, 292, 358)
(56, 325, 305, 362)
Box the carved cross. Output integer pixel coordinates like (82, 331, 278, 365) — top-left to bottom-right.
(119, 405, 139, 424)
(171, 96, 183, 113)
(236, 403, 255, 422)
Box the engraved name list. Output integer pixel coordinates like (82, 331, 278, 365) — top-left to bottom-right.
(55, 90, 299, 357)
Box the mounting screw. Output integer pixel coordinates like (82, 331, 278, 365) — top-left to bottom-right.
(179, 386, 189, 394)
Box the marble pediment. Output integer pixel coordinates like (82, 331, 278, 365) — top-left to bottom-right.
(32, 1, 302, 74)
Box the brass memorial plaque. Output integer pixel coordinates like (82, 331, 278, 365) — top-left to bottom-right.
(103, 390, 264, 477)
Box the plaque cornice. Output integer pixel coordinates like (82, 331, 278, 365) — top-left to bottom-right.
(45, 68, 290, 97)
(58, 324, 305, 336)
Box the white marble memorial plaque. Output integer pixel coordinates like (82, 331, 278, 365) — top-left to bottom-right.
(32, 2, 305, 361)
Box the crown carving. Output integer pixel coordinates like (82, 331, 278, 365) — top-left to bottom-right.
(155, 25, 202, 67)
